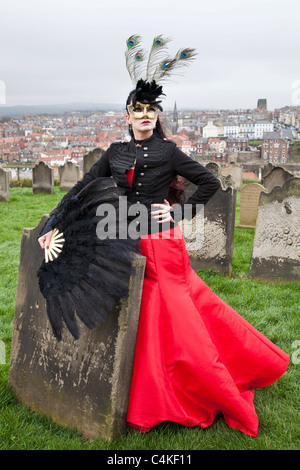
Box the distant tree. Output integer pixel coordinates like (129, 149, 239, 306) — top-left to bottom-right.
(249, 140, 262, 146)
(0, 116, 11, 123)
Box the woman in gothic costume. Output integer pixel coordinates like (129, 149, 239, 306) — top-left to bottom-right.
(38, 35, 289, 437)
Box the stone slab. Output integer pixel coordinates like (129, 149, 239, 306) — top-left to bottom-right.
(238, 183, 267, 228)
(181, 183, 237, 277)
(0, 167, 10, 202)
(83, 148, 105, 174)
(9, 216, 146, 440)
(222, 163, 243, 190)
(59, 161, 80, 192)
(32, 162, 54, 194)
(262, 165, 293, 192)
(249, 177, 300, 282)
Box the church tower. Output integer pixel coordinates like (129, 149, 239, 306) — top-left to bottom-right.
(171, 101, 178, 134)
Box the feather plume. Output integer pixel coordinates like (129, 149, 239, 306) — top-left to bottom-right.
(125, 35, 196, 86)
(146, 35, 171, 82)
(174, 47, 197, 68)
(152, 48, 197, 83)
(132, 49, 145, 83)
(135, 79, 164, 106)
(125, 35, 196, 107)
(125, 35, 145, 85)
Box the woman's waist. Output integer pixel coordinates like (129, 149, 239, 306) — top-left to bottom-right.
(139, 224, 183, 240)
(128, 212, 178, 236)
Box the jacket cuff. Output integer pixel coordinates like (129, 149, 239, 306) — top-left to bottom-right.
(38, 214, 56, 238)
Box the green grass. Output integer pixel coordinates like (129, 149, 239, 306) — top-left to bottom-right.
(0, 187, 299, 450)
(289, 141, 300, 162)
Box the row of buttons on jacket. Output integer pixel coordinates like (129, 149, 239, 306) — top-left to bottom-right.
(136, 147, 149, 190)
(135, 147, 149, 221)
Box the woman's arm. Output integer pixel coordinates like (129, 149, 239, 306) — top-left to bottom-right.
(171, 147, 221, 219)
(151, 147, 221, 224)
(168, 147, 221, 221)
(172, 147, 221, 204)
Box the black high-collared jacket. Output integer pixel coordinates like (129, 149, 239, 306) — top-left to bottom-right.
(40, 134, 220, 236)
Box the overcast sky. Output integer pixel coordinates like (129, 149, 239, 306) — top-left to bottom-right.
(0, 0, 299, 111)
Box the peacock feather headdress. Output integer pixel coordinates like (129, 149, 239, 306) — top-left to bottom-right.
(125, 35, 197, 107)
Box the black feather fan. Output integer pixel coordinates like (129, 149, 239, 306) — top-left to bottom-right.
(37, 177, 140, 341)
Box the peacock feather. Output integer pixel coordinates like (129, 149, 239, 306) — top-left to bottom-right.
(146, 35, 171, 82)
(152, 48, 197, 83)
(125, 34, 197, 88)
(132, 49, 145, 84)
(125, 35, 145, 84)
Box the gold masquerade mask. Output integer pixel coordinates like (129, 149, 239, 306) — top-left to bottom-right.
(127, 102, 159, 119)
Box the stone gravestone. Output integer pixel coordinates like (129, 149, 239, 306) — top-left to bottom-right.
(9, 216, 146, 440)
(205, 161, 222, 178)
(249, 177, 300, 282)
(222, 162, 243, 190)
(238, 183, 267, 228)
(181, 180, 237, 277)
(59, 161, 80, 192)
(0, 167, 10, 202)
(83, 147, 105, 174)
(227, 152, 238, 164)
(32, 161, 54, 194)
(205, 162, 229, 189)
(261, 162, 275, 179)
(262, 165, 293, 193)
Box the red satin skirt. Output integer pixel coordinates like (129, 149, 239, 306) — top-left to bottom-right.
(126, 226, 289, 437)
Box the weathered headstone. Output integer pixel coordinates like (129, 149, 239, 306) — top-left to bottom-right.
(262, 165, 293, 192)
(227, 152, 238, 164)
(222, 162, 243, 190)
(0, 167, 10, 202)
(32, 161, 54, 194)
(205, 162, 232, 190)
(83, 148, 105, 174)
(59, 161, 80, 192)
(261, 162, 275, 179)
(205, 161, 222, 178)
(181, 183, 237, 277)
(249, 177, 300, 282)
(9, 216, 146, 440)
(238, 183, 267, 228)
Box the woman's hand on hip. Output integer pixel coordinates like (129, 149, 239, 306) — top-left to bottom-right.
(151, 200, 174, 224)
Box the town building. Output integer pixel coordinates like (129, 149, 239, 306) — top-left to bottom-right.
(254, 121, 273, 139)
(262, 131, 289, 164)
(202, 120, 220, 138)
(223, 122, 239, 138)
(226, 137, 249, 152)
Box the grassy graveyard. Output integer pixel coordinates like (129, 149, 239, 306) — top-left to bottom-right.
(0, 186, 299, 450)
